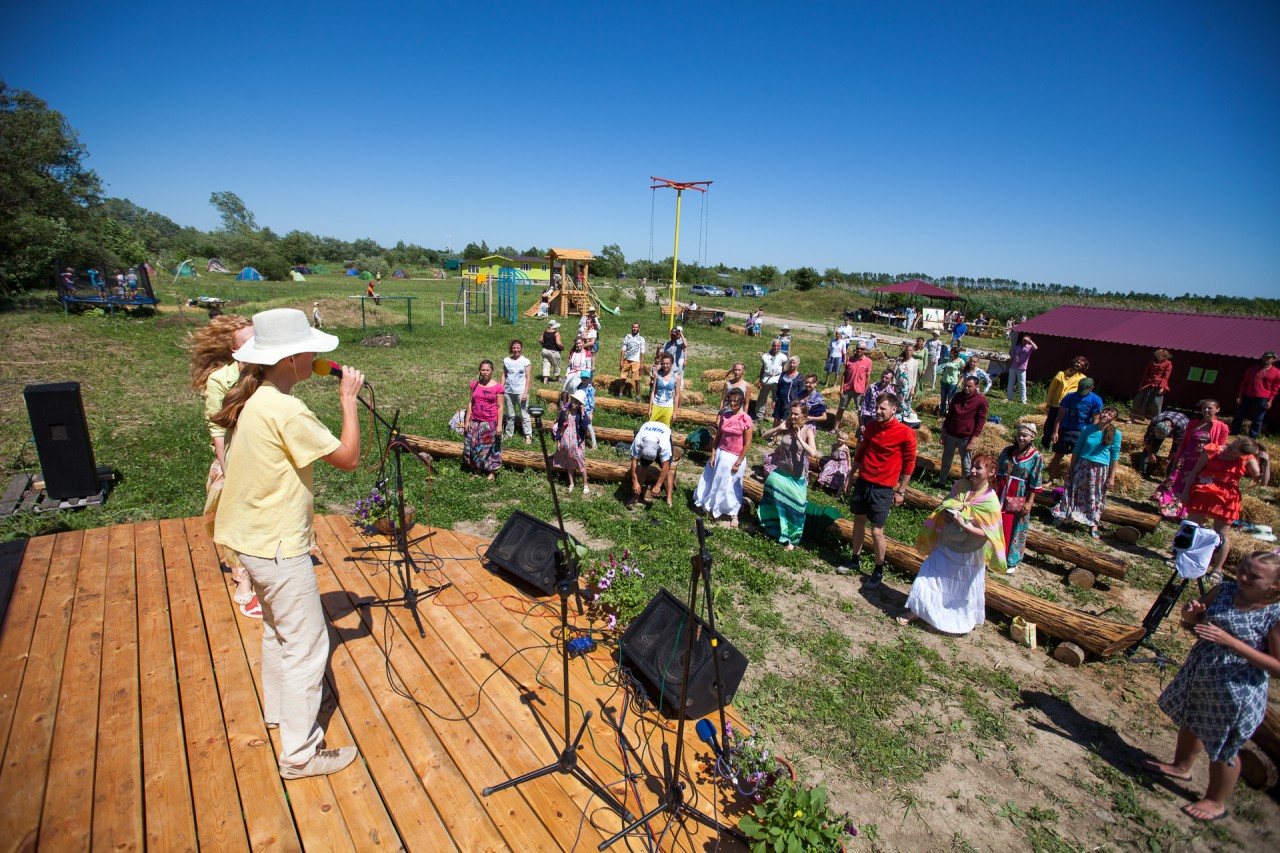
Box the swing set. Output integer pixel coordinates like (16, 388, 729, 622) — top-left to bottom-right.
(649, 176, 713, 332)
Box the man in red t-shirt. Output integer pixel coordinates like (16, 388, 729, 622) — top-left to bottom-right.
(1232, 350, 1280, 439)
(839, 391, 917, 587)
(833, 343, 873, 432)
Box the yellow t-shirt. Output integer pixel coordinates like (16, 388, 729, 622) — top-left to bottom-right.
(203, 361, 242, 441)
(1046, 371, 1085, 408)
(214, 382, 341, 559)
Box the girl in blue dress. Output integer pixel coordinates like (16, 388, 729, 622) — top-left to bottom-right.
(1143, 552, 1280, 822)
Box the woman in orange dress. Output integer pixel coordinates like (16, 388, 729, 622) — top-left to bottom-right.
(1179, 438, 1271, 579)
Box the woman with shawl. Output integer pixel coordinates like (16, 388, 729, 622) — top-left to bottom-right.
(995, 422, 1044, 573)
(898, 452, 1006, 634)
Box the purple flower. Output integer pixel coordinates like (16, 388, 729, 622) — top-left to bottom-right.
(605, 614, 617, 630)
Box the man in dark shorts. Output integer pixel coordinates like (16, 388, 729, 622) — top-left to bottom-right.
(839, 392, 917, 587)
(1047, 377, 1102, 481)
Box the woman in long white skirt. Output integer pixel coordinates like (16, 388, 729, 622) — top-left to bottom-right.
(694, 388, 754, 526)
(899, 453, 1007, 635)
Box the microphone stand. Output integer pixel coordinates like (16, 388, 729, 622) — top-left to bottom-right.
(598, 517, 746, 850)
(482, 406, 633, 828)
(349, 400, 449, 638)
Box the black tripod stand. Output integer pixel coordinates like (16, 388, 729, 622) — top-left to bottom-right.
(482, 406, 633, 826)
(350, 404, 449, 638)
(1126, 569, 1206, 668)
(598, 517, 747, 850)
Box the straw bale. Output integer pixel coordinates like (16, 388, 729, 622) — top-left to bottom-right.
(1242, 495, 1280, 530)
(1225, 528, 1264, 570)
(592, 373, 620, 389)
(682, 390, 706, 406)
(707, 380, 727, 395)
(985, 422, 1011, 444)
(1036, 402, 1049, 414)
(916, 396, 942, 416)
(869, 349, 888, 362)
(727, 324, 749, 335)
(840, 411, 859, 430)
(1110, 465, 1146, 496)
(916, 424, 934, 444)
(821, 386, 841, 400)
(973, 429, 1012, 458)
(701, 368, 729, 382)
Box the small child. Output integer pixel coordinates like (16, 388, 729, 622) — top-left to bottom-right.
(552, 390, 590, 494)
(312, 301, 323, 329)
(818, 430, 853, 495)
(115, 270, 125, 294)
(61, 267, 77, 296)
(125, 268, 139, 297)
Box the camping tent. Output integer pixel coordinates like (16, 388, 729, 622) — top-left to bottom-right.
(207, 258, 231, 273)
(392, 269, 407, 278)
(345, 268, 360, 276)
(359, 271, 375, 281)
(173, 260, 197, 278)
(292, 265, 314, 275)
(236, 267, 264, 281)
(291, 270, 307, 282)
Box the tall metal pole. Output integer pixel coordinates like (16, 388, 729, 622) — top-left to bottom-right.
(669, 189, 682, 333)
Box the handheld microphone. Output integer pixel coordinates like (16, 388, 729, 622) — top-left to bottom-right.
(312, 358, 370, 385)
(695, 718, 723, 758)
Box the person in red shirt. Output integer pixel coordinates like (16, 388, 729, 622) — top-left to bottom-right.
(1232, 351, 1279, 439)
(1129, 348, 1173, 424)
(839, 391, 917, 587)
(832, 343, 872, 432)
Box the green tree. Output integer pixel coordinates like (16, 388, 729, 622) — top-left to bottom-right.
(791, 266, 819, 291)
(493, 245, 519, 258)
(355, 254, 390, 277)
(462, 241, 487, 260)
(756, 264, 778, 286)
(0, 84, 102, 292)
(209, 191, 257, 233)
(594, 243, 626, 278)
(351, 237, 382, 256)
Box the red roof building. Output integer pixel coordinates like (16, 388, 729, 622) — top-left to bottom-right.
(1014, 306, 1280, 429)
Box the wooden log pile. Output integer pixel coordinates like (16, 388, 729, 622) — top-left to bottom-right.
(401, 432, 1145, 658)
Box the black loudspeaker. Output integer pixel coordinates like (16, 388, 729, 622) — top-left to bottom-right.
(24, 382, 98, 500)
(485, 510, 574, 595)
(620, 588, 748, 719)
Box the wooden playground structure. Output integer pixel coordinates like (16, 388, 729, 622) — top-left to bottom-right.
(524, 249, 606, 318)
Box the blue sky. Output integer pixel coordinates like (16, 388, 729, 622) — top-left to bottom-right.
(4, 1, 1279, 296)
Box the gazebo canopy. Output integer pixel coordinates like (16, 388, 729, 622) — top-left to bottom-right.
(873, 280, 962, 300)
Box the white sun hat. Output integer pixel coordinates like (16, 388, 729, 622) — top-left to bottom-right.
(234, 308, 338, 364)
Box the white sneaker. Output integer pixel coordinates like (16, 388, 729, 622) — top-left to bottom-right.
(280, 746, 358, 779)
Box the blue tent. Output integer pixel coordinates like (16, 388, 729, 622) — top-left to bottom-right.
(236, 267, 263, 281)
(345, 268, 360, 276)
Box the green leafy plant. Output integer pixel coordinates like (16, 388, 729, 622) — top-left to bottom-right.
(580, 549, 648, 630)
(352, 486, 391, 524)
(739, 779, 856, 853)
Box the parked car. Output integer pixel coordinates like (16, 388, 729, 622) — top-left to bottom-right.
(740, 284, 767, 296)
(689, 284, 726, 297)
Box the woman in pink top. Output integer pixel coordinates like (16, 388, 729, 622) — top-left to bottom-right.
(1156, 398, 1229, 517)
(694, 387, 754, 526)
(464, 359, 503, 479)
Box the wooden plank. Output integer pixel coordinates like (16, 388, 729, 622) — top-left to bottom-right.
(91, 524, 144, 852)
(313, 515, 557, 852)
(134, 521, 197, 852)
(0, 538, 27, 621)
(436, 528, 746, 847)
(321, 517, 609, 851)
(180, 518, 300, 852)
(39, 526, 110, 850)
(0, 534, 54, 761)
(157, 517, 250, 850)
(225, 569, 361, 853)
(0, 530, 84, 853)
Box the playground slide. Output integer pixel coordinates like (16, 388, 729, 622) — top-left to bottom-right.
(589, 289, 620, 315)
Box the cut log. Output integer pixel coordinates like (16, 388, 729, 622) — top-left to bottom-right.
(1067, 568, 1096, 589)
(1052, 642, 1087, 667)
(899, 487, 1129, 580)
(591, 426, 690, 450)
(1250, 705, 1280, 764)
(536, 389, 720, 427)
(1239, 744, 1279, 790)
(914, 454, 1161, 532)
(399, 434, 680, 487)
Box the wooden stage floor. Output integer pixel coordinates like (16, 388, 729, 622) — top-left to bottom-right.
(0, 516, 752, 851)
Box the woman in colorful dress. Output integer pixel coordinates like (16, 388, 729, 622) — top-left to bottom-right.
(1179, 437, 1270, 578)
(693, 387, 754, 526)
(894, 344, 920, 418)
(899, 452, 1006, 634)
(1156, 399, 1229, 517)
(758, 400, 820, 551)
(859, 368, 896, 437)
(552, 389, 590, 494)
(1051, 406, 1122, 539)
(1143, 551, 1280, 822)
(648, 351, 681, 426)
(995, 422, 1044, 573)
(563, 336, 592, 393)
(463, 359, 502, 480)
(817, 429, 853, 496)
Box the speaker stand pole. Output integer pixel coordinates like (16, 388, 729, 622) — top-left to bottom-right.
(482, 406, 633, 828)
(351, 405, 449, 638)
(1125, 569, 1204, 668)
(598, 517, 746, 850)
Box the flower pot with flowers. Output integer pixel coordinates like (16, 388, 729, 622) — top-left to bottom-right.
(718, 720, 796, 802)
(353, 486, 414, 536)
(738, 779, 857, 853)
(580, 550, 649, 631)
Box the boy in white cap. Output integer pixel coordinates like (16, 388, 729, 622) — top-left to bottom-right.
(211, 308, 364, 779)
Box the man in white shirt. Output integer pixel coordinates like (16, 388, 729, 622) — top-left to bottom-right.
(660, 326, 688, 375)
(924, 331, 944, 389)
(502, 340, 533, 443)
(619, 323, 647, 400)
(628, 420, 676, 505)
(837, 319, 854, 340)
(756, 339, 787, 422)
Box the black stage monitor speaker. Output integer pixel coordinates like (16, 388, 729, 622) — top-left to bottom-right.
(620, 588, 748, 719)
(24, 382, 98, 500)
(485, 510, 574, 595)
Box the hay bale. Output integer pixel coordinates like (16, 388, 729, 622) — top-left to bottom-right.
(727, 324, 749, 335)
(1242, 495, 1280, 530)
(593, 373, 620, 389)
(985, 422, 1011, 444)
(701, 368, 729, 382)
(1036, 402, 1049, 414)
(707, 380, 727, 395)
(1225, 528, 1265, 570)
(916, 396, 942, 416)
(683, 390, 706, 406)
(916, 424, 934, 444)
(840, 411, 859, 430)
(869, 349, 888, 362)
(1110, 465, 1146, 496)
(821, 386, 841, 400)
